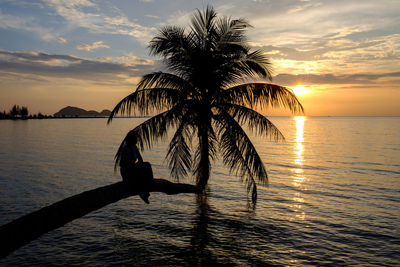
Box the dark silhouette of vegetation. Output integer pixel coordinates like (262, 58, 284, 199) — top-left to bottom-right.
(0, 6, 304, 259)
(20, 106, 28, 118)
(0, 110, 10, 119)
(0, 105, 112, 120)
(8, 105, 28, 118)
(108, 5, 303, 205)
(10, 104, 20, 117)
(0, 105, 55, 120)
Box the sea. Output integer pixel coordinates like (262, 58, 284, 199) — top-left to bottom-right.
(0, 117, 399, 266)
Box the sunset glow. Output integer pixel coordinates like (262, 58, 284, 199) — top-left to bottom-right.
(0, 1, 399, 116)
(0, 2, 399, 264)
(291, 85, 308, 96)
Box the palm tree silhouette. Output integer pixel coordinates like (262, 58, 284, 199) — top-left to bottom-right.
(0, 6, 304, 258)
(108, 6, 303, 205)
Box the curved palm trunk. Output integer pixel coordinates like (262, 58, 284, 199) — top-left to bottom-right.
(197, 131, 210, 189)
(0, 178, 199, 259)
(196, 113, 211, 189)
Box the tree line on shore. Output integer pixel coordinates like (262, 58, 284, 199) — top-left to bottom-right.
(0, 104, 51, 120)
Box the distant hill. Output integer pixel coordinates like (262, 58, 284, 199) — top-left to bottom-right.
(99, 109, 112, 116)
(54, 106, 111, 117)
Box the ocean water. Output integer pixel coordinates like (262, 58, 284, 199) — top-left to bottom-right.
(0, 117, 399, 266)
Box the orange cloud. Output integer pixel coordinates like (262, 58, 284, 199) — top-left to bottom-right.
(76, 41, 110, 51)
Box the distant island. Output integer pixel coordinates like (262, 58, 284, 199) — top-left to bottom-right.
(1, 105, 113, 120)
(53, 106, 111, 118)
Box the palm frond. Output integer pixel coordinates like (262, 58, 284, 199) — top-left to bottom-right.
(221, 82, 304, 113)
(214, 110, 268, 185)
(137, 72, 192, 91)
(108, 71, 190, 123)
(107, 87, 180, 123)
(222, 51, 271, 82)
(191, 5, 217, 49)
(214, 48, 272, 89)
(166, 112, 196, 180)
(216, 17, 250, 45)
(149, 26, 187, 57)
(113, 106, 185, 170)
(213, 112, 263, 206)
(242, 50, 273, 80)
(215, 103, 285, 141)
(148, 26, 196, 78)
(133, 106, 184, 150)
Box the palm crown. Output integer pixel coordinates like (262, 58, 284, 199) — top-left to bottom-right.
(108, 6, 303, 205)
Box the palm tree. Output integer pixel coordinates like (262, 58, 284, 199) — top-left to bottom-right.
(108, 6, 303, 205)
(10, 104, 20, 118)
(20, 106, 29, 118)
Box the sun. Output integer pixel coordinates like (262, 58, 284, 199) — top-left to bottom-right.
(291, 85, 308, 96)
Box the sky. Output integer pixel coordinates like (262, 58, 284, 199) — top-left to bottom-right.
(0, 0, 399, 116)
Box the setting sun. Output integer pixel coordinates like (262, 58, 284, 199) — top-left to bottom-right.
(291, 85, 308, 96)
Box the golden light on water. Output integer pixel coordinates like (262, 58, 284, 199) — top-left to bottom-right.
(294, 116, 305, 165)
(292, 116, 306, 220)
(292, 116, 306, 187)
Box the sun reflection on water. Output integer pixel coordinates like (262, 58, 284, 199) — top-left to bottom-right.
(293, 116, 306, 185)
(295, 116, 305, 164)
(291, 116, 306, 220)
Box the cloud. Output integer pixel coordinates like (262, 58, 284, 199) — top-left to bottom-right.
(76, 41, 110, 51)
(1, 48, 397, 89)
(273, 72, 400, 86)
(0, 9, 62, 42)
(45, 0, 95, 8)
(44, 0, 156, 44)
(0, 50, 81, 63)
(58, 37, 67, 43)
(256, 35, 393, 62)
(145, 14, 160, 19)
(0, 48, 161, 114)
(251, 32, 400, 76)
(287, 1, 322, 14)
(0, 49, 157, 85)
(216, 0, 399, 50)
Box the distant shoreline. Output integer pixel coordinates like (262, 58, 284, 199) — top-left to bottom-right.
(1, 115, 399, 121)
(0, 116, 153, 120)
